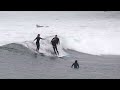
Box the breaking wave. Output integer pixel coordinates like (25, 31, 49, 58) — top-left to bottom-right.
(21, 35, 68, 57)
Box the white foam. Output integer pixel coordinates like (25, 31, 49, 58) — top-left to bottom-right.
(21, 36, 68, 57)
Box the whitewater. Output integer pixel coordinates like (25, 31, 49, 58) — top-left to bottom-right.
(0, 11, 120, 55)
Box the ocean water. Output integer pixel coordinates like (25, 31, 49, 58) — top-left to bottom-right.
(0, 11, 120, 55)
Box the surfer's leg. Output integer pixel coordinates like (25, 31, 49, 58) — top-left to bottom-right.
(36, 44, 38, 51)
(37, 45, 40, 51)
(36, 43, 40, 52)
(53, 46, 57, 55)
(55, 46, 59, 55)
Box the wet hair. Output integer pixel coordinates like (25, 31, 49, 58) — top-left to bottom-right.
(55, 35, 57, 37)
(75, 60, 77, 63)
(37, 34, 40, 37)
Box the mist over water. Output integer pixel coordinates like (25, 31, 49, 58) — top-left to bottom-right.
(0, 11, 120, 55)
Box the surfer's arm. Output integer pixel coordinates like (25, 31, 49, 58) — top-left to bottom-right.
(33, 37, 37, 41)
(52, 38, 54, 41)
(40, 37, 45, 40)
(51, 38, 54, 44)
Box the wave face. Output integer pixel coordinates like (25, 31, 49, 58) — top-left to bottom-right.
(0, 42, 68, 58)
(21, 36, 68, 57)
(0, 11, 120, 55)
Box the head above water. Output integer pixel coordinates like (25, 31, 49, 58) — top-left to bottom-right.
(37, 34, 40, 37)
(75, 60, 78, 63)
(55, 35, 57, 37)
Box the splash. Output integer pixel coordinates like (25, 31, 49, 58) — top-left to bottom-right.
(21, 36, 68, 57)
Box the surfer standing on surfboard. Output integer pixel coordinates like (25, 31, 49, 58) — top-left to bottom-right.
(34, 34, 45, 52)
(51, 35, 60, 56)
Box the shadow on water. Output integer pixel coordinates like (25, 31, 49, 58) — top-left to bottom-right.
(33, 52, 45, 58)
(33, 53, 38, 58)
(49, 56, 58, 60)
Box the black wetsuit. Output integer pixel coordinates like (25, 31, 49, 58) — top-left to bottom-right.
(51, 37, 60, 55)
(71, 62, 79, 69)
(35, 37, 43, 51)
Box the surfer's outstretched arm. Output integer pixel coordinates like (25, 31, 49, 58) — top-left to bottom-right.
(40, 37, 45, 40)
(33, 37, 37, 41)
(42, 38, 45, 40)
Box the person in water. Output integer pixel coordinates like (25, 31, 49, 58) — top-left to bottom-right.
(34, 34, 44, 52)
(51, 35, 60, 55)
(71, 60, 79, 69)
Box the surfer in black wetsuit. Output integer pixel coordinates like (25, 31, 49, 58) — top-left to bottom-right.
(34, 34, 44, 52)
(71, 60, 79, 69)
(51, 35, 60, 55)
